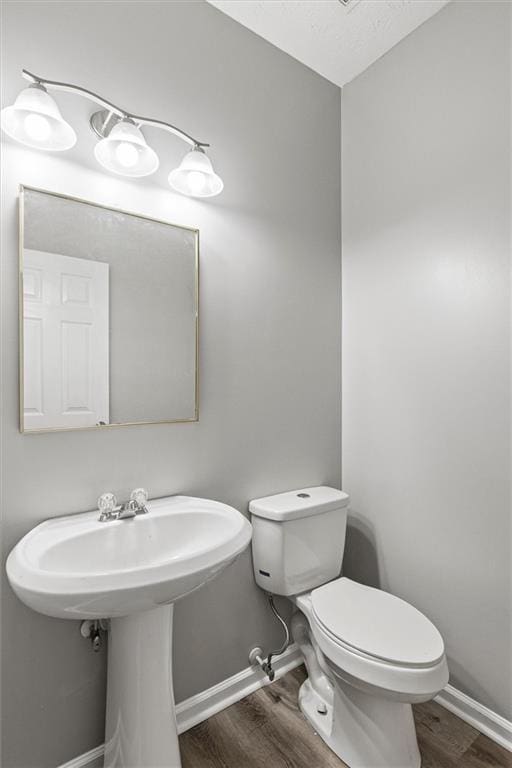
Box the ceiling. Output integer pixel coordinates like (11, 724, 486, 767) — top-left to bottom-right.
(207, 0, 450, 87)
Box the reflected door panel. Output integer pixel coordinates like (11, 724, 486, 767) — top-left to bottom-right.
(23, 249, 109, 430)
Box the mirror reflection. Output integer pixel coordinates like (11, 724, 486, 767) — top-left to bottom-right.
(20, 187, 198, 432)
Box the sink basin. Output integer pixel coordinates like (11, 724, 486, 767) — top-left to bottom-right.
(7, 495, 252, 620)
(6, 494, 252, 768)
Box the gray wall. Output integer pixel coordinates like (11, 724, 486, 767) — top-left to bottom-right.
(24, 189, 197, 423)
(341, 0, 511, 720)
(1, 2, 341, 766)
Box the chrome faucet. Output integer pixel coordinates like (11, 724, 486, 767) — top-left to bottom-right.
(97, 488, 149, 522)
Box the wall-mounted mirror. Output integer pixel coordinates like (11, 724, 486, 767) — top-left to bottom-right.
(19, 187, 198, 433)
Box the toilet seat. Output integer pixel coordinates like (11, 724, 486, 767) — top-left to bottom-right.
(295, 579, 449, 700)
(311, 577, 445, 667)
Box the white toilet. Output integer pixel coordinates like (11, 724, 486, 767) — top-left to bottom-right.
(249, 486, 449, 768)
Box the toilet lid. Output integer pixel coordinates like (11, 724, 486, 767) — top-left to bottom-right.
(311, 578, 445, 667)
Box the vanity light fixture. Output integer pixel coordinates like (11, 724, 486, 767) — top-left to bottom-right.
(1, 70, 224, 197)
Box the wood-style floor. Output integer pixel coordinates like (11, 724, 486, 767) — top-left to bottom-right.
(180, 666, 512, 768)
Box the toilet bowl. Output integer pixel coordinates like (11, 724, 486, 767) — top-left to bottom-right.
(249, 487, 449, 768)
(292, 579, 448, 768)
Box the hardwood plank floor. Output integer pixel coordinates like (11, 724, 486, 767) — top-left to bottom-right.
(180, 667, 512, 768)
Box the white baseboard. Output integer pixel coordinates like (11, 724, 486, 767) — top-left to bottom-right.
(57, 744, 104, 768)
(56, 643, 303, 767)
(57, 648, 512, 766)
(435, 684, 512, 753)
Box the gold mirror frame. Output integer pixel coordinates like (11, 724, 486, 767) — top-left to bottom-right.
(18, 185, 199, 433)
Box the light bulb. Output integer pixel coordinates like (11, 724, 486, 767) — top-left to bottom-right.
(1, 85, 76, 150)
(94, 119, 158, 177)
(187, 170, 207, 194)
(23, 112, 51, 141)
(115, 141, 139, 168)
(168, 147, 223, 198)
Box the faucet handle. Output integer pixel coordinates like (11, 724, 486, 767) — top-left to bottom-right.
(130, 488, 148, 506)
(129, 488, 149, 513)
(98, 492, 117, 521)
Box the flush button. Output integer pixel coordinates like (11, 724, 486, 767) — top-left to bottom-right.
(297, 493, 311, 498)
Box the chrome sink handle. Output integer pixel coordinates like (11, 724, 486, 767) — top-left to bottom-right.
(130, 488, 149, 513)
(97, 493, 117, 522)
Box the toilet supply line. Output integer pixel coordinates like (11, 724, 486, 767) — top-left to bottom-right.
(249, 593, 290, 681)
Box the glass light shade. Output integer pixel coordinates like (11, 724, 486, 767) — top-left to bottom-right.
(1, 85, 77, 151)
(168, 148, 223, 198)
(94, 120, 159, 177)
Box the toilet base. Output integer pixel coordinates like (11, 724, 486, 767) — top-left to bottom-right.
(298, 676, 421, 768)
(298, 677, 335, 744)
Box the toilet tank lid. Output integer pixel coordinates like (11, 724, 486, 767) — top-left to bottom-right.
(249, 486, 349, 521)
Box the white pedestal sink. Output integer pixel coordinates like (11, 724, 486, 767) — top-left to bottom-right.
(6, 495, 252, 767)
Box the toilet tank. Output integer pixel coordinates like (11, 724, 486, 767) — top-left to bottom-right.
(249, 486, 350, 596)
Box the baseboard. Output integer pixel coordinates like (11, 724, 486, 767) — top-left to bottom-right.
(435, 684, 512, 753)
(56, 643, 302, 767)
(176, 642, 303, 733)
(57, 744, 104, 768)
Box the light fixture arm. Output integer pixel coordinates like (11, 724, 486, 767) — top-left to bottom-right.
(21, 69, 209, 148)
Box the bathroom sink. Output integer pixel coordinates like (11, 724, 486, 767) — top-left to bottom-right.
(7, 494, 252, 767)
(6, 494, 252, 619)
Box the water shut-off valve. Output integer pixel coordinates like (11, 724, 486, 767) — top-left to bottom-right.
(249, 646, 276, 681)
(80, 619, 108, 652)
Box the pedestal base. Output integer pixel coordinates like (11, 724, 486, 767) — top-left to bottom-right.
(298, 677, 421, 768)
(103, 604, 181, 768)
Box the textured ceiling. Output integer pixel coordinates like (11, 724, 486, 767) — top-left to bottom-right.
(207, 0, 450, 86)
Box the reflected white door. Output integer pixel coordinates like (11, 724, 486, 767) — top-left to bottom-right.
(23, 249, 109, 430)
